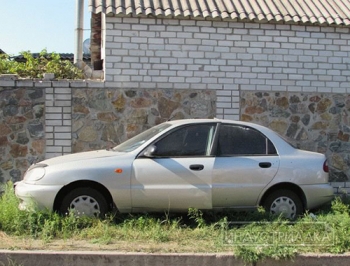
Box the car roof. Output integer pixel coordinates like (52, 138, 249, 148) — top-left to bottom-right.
(166, 118, 260, 128)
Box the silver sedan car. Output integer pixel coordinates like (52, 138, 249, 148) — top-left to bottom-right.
(15, 119, 334, 219)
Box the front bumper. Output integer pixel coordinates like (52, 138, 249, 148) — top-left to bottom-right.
(14, 181, 63, 211)
(301, 183, 334, 210)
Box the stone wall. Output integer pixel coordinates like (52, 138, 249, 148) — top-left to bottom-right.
(1, 77, 350, 195)
(0, 79, 216, 181)
(241, 91, 350, 192)
(0, 86, 45, 183)
(72, 88, 215, 152)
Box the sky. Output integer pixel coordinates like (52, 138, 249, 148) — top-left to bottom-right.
(0, 0, 91, 55)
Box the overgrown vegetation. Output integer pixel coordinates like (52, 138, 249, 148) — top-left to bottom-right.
(0, 50, 84, 79)
(0, 182, 349, 264)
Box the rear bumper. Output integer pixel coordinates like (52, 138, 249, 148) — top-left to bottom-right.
(301, 183, 334, 210)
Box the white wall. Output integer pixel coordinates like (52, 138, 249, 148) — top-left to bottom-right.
(103, 17, 350, 120)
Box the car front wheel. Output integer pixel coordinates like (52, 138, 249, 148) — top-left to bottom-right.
(263, 190, 303, 220)
(60, 187, 108, 218)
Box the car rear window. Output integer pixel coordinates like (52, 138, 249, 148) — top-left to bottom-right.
(217, 124, 277, 156)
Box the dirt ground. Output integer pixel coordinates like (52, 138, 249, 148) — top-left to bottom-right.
(0, 231, 215, 253)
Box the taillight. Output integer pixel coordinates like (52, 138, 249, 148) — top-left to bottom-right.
(323, 160, 329, 173)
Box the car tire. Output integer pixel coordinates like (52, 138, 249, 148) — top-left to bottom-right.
(263, 190, 303, 220)
(60, 187, 108, 218)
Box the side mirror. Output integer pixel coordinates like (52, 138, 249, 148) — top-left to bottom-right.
(141, 145, 157, 158)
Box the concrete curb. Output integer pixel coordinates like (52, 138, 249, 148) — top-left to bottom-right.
(0, 251, 350, 266)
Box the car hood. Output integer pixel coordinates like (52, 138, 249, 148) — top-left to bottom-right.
(34, 150, 126, 167)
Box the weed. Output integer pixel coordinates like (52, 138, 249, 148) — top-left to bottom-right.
(331, 197, 350, 214)
(1, 183, 350, 262)
(188, 208, 206, 228)
(235, 246, 265, 264)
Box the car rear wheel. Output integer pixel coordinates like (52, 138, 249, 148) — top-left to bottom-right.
(263, 190, 303, 220)
(60, 187, 108, 218)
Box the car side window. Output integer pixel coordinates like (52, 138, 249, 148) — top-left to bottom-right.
(217, 124, 277, 156)
(153, 124, 216, 157)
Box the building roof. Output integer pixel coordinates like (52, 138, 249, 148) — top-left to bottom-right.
(12, 53, 91, 63)
(88, 0, 350, 26)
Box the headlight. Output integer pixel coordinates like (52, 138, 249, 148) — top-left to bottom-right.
(24, 164, 47, 182)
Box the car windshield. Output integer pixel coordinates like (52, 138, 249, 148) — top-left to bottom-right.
(113, 123, 172, 152)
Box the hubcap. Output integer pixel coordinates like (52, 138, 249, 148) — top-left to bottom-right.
(69, 195, 100, 217)
(270, 196, 296, 219)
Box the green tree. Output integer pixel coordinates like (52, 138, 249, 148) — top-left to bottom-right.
(0, 50, 84, 79)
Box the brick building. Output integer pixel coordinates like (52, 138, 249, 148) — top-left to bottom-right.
(88, 0, 350, 120)
(1, 0, 350, 191)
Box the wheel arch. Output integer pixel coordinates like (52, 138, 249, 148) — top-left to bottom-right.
(53, 180, 115, 213)
(260, 183, 307, 209)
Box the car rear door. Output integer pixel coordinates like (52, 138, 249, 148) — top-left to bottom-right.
(131, 123, 217, 211)
(212, 124, 280, 208)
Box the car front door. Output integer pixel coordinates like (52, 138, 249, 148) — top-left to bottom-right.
(212, 124, 280, 208)
(131, 123, 217, 211)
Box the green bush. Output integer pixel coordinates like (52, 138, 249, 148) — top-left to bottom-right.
(0, 50, 84, 79)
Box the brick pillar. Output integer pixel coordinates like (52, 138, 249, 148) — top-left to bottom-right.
(216, 89, 240, 120)
(90, 13, 102, 70)
(45, 84, 72, 159)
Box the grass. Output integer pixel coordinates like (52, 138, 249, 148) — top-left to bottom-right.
(1, 182, 350, 263)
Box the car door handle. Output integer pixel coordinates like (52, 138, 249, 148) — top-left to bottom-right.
(259, 162, 272, 168)
(190, 164, 204, 171)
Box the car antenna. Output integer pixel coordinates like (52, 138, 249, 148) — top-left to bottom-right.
(167, 115, 175, 121)
(106, 136, 116, 151)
